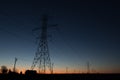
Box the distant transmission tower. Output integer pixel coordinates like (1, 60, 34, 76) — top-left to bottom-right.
(87, 61, 90, 73)
(13, 57, 17, 72)
(31, 14, 52, 74)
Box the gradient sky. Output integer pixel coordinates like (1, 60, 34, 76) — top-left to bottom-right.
(0, 0, 120, 73)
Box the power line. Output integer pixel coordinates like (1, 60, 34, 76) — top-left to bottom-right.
(55, 27, 80, 57)
(0, 27, 35, 43)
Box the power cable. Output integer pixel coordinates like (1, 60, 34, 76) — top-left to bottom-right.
(0, 27, 35, 44)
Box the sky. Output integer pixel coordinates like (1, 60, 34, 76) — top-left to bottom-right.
(0, 0, 120, 73)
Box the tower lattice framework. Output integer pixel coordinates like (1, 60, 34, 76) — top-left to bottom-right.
(31, 14, 52, 74)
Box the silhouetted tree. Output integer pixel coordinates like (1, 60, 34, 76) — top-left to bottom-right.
(20, 71, 22, 74)
(1, 65, 8, 74)
(8, 69, 12, 74)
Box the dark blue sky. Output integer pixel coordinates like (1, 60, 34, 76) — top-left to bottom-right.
(0, 0, 120, 73)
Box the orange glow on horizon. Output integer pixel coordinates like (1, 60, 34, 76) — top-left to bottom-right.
(5, 66, 120, 74)
(11, 69, 120, 74)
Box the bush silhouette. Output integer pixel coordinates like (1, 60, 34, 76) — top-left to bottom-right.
(1, 65, 8, 74)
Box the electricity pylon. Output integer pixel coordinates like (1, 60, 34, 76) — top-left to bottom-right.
(13, 57, 17, 72)
(31, 14, 52, 74)
(87, 61, 90, 73)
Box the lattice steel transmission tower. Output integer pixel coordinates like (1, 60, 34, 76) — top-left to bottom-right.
(31, 14, 52, 74)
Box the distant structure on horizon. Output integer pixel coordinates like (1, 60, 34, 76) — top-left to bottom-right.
(13, 57, 17, 72)
(87, 62, 90, 74)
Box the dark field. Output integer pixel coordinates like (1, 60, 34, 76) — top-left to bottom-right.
(0, 73, 120, 80)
